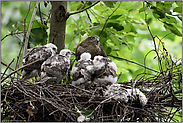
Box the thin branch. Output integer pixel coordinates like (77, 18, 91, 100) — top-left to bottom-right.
(107, 54, 159, 73)
(1, 61, 21, 76)
(68, 25, 100, 49)
(38, 2, 43, 24)
(99, 1, 122, 36)
(68, 1, 100, 16)
(2, 59, 15, 78)
(1, 59, 42, 83)
(78, 1, 88, 11)
(5, 99, 26, 120)
(1, 32, 25, 41)
(14, 3, 31, 78)
(117, 72, 122, 82)
(23, 1, 40, 57)
(143, 1, 163, 73)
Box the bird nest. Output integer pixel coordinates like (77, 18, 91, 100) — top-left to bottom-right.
(1, 54, 182, 122)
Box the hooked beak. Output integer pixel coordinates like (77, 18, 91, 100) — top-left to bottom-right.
(96, 38, 99, 43)
(71, 51, 75, 55)
(56, 50, 59, 54)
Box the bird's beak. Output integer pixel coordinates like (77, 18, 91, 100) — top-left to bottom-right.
(96, 38, 99, 43)
(71, 51, 75, 55)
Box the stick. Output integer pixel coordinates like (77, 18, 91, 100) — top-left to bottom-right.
(1, 59, 15, 78)
(68, 1, 100, 16)
(23, 1, 40, 57)
(1, 59, 42, 83)
(108, 54, 159, 73)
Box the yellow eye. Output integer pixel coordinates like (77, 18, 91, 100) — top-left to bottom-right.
(90, 37, 95, 40)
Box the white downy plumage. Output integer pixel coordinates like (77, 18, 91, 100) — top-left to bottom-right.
(71, 52, 94, 89)
(93, 55, 118, 86)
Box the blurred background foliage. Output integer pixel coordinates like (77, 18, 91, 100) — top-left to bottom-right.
(1, 1, 182, 82)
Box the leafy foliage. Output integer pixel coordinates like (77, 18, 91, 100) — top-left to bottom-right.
(1, 1, 182, 121)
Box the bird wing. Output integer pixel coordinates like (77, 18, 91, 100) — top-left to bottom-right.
(43, 55, 70, 78)
(80, 69, 91, 81)
(76, 43, 86, 60)
(99, 43, 107, 57)
(95, 65, 107, 78)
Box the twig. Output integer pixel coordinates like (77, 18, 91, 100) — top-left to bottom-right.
(2, 59, 15, 78)
(23, 1, 40, 57)
(68, 1, 100, 16)
(88, 94, 120, 117)
(143, 1, 163, 73)
(68, 25, 100, 49)
(1, 32, 25, 41)
(14, 2, 31, 78)
(38, 3, 43, 24)
(3, 90, 26, 120)
(99, 2, 122, 36)
(79, 1, 88, 11)
(1, 61, 22, 76)
(117, 72, 122, 82)
(1, 59, 42, 83)
(108, 54, 159, 73)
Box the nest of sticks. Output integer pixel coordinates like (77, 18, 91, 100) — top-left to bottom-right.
(1, 52, 182, 122)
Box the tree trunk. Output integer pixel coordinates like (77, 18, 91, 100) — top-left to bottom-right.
(49, 1, 67, 52)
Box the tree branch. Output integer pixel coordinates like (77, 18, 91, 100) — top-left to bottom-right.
(107, 54, 159, 73)
(68, 25, 100, 49)
(1, 59, 42, 83)
(99, 1, 122, 36)
(1, 32, 25, 41)
(143, 1, 163, 73)
(1, 59, 15, 78)
(23, 1, 40, 57)
(68, 1, 100, 16)
(1, 61, 22, 76)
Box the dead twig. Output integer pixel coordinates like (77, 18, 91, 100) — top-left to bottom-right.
(23, 1, 40, 57)
(1, 59, 42, 83)
(2, 59, 15, 78)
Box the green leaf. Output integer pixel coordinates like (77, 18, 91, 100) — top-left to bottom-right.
(132, 68, 144, 80)
(110, 15, 122, 19)
(31, 20, 48, 29)
(106, 22, 124, 31)
(175, 1, 182, 7)
(161, 16, 177, 24)
(151, 6, 165, 19)
(29, 28, 48, 45)
(156, 1, 172, 14)
(70, 4, 82, 11)
(117, 73, 128, 82)
(109, 35, 121, 47)
(164, 1, 175, 4)
(173, 7, 182, 13)
(139, 7, 148, 13)
(104, 1, 117, 8)
(164, 23, 182, 37)
(106, 47, 112, 54)
(147, 18, 152, 24)
(126, 42, 134, 51)
(123, 22, 132, 32)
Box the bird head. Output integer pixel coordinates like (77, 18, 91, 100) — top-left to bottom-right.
(93, 55, 105, 69)
(59, 49, 73, 59)
(45, 43, 58, 53)
(80, 52, 92, 61)
(87, 35, 100, 43)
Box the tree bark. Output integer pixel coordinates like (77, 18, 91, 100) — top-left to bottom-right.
(49, 1, 67, 52)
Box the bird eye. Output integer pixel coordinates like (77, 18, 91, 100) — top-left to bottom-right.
(90, 37, 95, 40)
